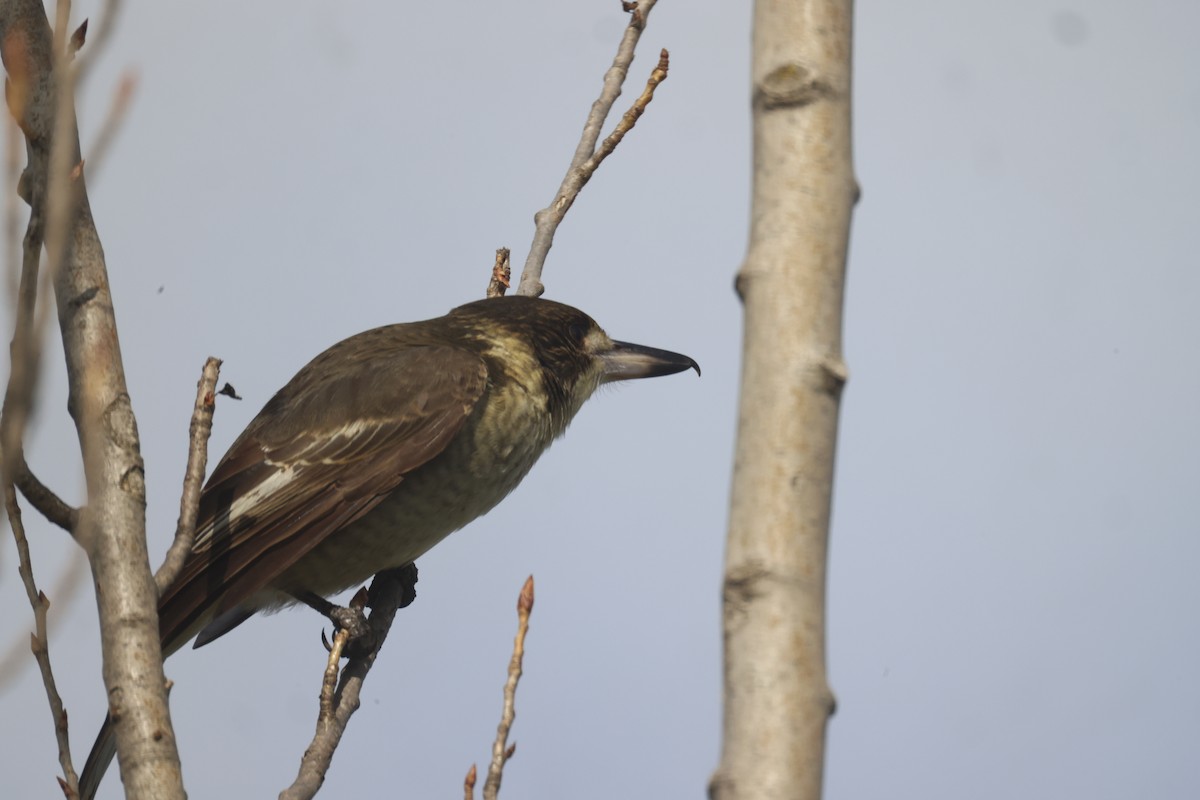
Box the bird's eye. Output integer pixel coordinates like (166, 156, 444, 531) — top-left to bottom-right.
(568, 322, 587, 343)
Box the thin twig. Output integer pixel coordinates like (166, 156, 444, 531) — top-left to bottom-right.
(1, 1, 88, 542)
(517, 0, 661, 297)
(74, 0, 123, 85)
(81, 68, 134, 184)
(482, 576, 535, 800)
(584, 49, 668, 174)
(50, 0, 70, 54)
(0, 545, 86, 691)
(0, 8, 83, 789)
(486, 247, 511, 298)
(5, 116, 20, 300)
(44, 1, 87, 308)
(8, 160, 83, 541)
(5, 484, 78, 793)
(0, 118, 48, 498)
(154, 356, 221, 593)
(279, 564, 419, 800)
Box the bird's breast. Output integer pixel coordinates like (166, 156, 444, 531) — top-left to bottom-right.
(276, 379, 559, 596)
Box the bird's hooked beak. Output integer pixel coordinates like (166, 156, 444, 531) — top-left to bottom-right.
(599, 340, 701, 383)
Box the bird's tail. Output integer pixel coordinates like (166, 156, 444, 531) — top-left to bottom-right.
(77, 716, 116, 800)
(74, 589, 259, 798)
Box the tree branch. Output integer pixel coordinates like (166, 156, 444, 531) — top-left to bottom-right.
(481, 576, 534, 800)
(0, 8, 81, 791)
(516, 0, 663, 297)
(15, 455, 78, 531)
(0, 545, 85, 691)
(0, 2, 184, 797)
(712, 2, 856, 799)
(280, 564, 419, 800)
(583, 48, 667, 172)
(4, 483, 78, 793)
(154, 356, 221, 593)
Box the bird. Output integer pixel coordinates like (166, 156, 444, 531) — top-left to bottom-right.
(78, 294, 698, 798)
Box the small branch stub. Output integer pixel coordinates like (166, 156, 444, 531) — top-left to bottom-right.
(464, 763, 477, 800)
(486, 248, 511, 298)
(623, 1, 646, 29)
(518, 575, 534, 616)
(68, 19, 88, 59)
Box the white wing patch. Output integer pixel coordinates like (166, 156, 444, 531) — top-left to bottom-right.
(190, 465, 299, 552)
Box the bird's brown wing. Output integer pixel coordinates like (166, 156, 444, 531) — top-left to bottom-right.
(157, 340, 488, 652)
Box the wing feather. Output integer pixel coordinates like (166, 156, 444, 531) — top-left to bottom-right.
(158, 340, 487, 652)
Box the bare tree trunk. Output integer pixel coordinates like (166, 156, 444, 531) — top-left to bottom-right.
(711, 2, 856, 799)
(0, 2, 184, 797)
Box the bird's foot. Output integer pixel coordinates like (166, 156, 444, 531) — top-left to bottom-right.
(330, 588, 376, 657)
(292, 564, 419, 659)
(293, 588, 377, 658)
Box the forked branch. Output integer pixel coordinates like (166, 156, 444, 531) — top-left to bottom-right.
(0, 2, 183, 797)
(516, 0, 667, 297)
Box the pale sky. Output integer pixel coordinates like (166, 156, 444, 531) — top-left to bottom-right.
(3, 2, 1198, 798)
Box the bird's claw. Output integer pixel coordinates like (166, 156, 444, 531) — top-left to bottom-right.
(323, 588, 378, 658)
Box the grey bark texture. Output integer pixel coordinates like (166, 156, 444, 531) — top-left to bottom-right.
(712, 2, 856, 799)
(0, 1, 185, 797)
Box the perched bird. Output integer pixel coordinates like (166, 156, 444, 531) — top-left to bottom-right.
(79, 295, 697, 798)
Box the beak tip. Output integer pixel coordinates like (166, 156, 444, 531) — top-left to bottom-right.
(603, 341, 700, 382)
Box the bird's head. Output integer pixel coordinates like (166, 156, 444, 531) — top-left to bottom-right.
(449, 296, 699, 428)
